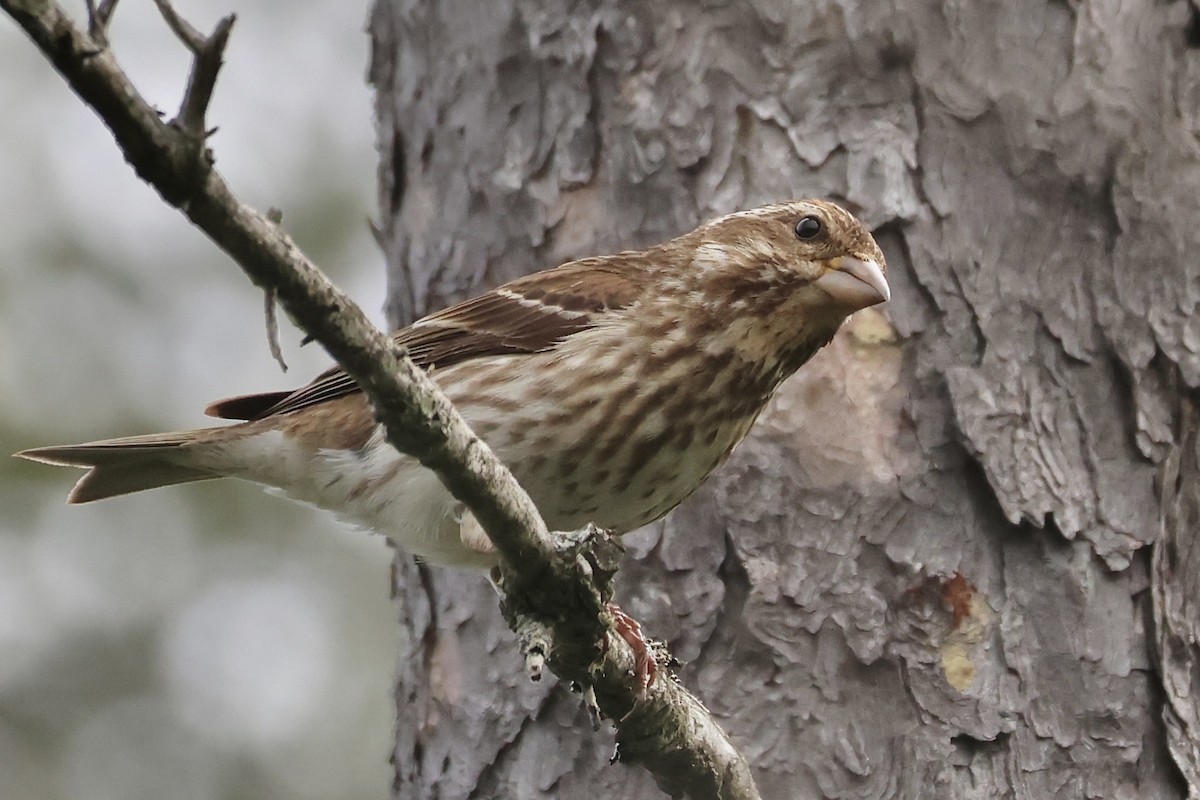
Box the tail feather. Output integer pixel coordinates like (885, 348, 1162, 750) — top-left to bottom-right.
(15, 430, 225, 504)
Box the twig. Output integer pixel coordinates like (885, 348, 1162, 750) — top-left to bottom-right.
(0, 3, 762, 798)
(84, 0, 119, 47)
(151, 0, 234, 136)
(262, 208, 288, 371)
(262, 288, 288, 372)
(151, 0, 205, 50)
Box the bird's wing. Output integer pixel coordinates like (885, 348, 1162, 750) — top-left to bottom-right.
(205, 258, 643, 421)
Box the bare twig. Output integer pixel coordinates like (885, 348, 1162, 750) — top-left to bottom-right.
(0, 3, 762, 798)
(84, 0, 119, 46)
(151, 0, 234, 136)
(262, 288, 288, 372)
(262, 207, 288, 371)
(151, 0, 205, 50)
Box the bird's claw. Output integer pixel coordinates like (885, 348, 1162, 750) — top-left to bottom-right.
(603, 602, 658, 700)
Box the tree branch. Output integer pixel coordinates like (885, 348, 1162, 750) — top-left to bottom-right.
(1, 2, 761, 798)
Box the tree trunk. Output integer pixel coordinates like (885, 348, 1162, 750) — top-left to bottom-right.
(368, 0, 1200, 797)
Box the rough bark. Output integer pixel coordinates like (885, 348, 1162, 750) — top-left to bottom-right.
(372, 0, 1200, 798)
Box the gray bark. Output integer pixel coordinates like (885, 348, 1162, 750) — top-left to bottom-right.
(369, 0, 1200, 797)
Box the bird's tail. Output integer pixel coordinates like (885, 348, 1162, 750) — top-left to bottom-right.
(14, 428, 229, 504)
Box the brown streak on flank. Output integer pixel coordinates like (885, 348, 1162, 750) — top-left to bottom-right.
(674, 422, 696, 452)
(624, 344, 695, 410)
(504, 416, 541, 446)
(642, 315, 678, 340)
(562, 438, 592, 468)
(615, 427, 676, 493)
(473, 392, 525, 414)
(725, 371, 752, 401)
(278, 394, 377, 451)
(369, 460, 404, 493)
(706, 402, 758, 436)
(724, 366, 773, 410)
(345, 455, 404, 502)
(641, 341, 692, 378)
(575, 393, 605, 410)
(568, 367, 616, 394)
(682, 306, 725, 337)
(544, 391, 600, 429)
(581, 381, 641, 461)
(700, 348, 735, 381)
(595, 381, 677, 463)
(524, 453, 549, 477)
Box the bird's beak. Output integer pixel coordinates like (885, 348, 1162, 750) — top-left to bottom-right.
(813, 256, 890, 309)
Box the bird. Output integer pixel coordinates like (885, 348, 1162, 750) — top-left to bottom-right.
(16, 199, 889, 572)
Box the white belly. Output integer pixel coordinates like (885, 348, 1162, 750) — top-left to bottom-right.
(208, 428, 494, 569)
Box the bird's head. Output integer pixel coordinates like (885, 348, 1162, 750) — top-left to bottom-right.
(673, 199, 890, 383)
(690, 198, 889, 314)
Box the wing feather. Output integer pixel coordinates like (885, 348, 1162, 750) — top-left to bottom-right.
(205, 258, 644, 421)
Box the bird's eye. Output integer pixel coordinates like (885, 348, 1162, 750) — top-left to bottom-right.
(794, 215, 823, 240)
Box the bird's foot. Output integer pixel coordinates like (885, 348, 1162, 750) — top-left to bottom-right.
(604, 602, 658, 699)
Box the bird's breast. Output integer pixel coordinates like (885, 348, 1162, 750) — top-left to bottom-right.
(443, 333, 775, 535)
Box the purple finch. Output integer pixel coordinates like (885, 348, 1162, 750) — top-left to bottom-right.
(17, 200, 889, 568)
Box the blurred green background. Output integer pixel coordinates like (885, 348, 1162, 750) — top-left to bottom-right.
(1, 3, 398, 798)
